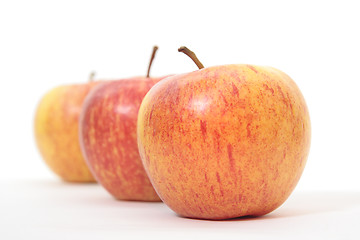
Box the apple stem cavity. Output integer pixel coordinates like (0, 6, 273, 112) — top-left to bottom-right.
(178, 46, 204, 69)
(89, 71, 96, 82)
(146, 46, 159, 78)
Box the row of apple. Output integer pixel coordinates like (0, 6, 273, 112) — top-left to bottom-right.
(34, 46, 311, 220)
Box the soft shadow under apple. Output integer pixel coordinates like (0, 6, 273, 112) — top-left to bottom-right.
(181, 191, 360, 222)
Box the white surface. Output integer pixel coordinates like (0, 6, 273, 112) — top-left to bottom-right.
(2, 179, 359, 240)
(1, 0, 360, 239)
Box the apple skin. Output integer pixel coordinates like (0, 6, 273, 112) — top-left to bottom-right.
(137, 64, 311, 219)
(34, 82, 100, 182)
(79, 77, 165, 201)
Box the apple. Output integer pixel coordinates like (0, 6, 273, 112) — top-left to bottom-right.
(79, 46, 164, 201)
(137, 47, 311, 219)
(34, 74, 100, 182)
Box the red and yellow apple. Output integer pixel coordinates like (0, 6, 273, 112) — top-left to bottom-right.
(79, 46, 164, 201)
(79, 77, 164, 201)
(137, 47, 311, 219)
(34, 81, 100, 182)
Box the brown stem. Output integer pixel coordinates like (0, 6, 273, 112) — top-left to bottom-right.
(178, 46, 204, 69)
(146, 46, 159, 78)
(89, 71, 96, 82)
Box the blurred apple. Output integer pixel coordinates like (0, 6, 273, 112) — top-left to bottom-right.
(34, 75, 100, 182)
(137, 47, 311, 219)
(79, 46, 164, 201)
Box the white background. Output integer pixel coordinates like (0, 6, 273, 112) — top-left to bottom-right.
(0, 0, 359, 239)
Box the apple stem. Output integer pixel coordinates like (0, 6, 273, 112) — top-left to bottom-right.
(146, 46, 159, 78)
(178, 46, 204, 69)
(89, 71, 96, 82)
